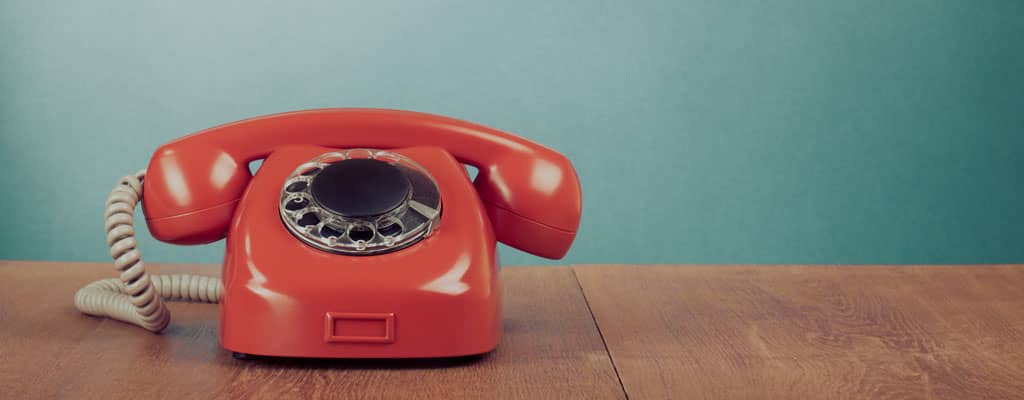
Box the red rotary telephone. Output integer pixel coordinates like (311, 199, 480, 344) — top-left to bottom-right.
(76, 109, 581, 359)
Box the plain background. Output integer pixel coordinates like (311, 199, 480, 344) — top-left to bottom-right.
(1, 1, 1022, 266)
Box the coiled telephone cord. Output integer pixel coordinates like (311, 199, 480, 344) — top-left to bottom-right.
(74, 170, 222, 332)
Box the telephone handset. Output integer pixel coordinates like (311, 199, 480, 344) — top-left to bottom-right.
(76, 109, 581, 358)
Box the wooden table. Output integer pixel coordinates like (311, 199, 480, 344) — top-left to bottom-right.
(2, 261, 1022, 399)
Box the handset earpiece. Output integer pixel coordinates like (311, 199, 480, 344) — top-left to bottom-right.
(471, 152, 582, 259)
(142, 145, 251, 244)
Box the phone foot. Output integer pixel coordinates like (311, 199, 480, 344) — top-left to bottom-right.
(232, 352, 250, 360)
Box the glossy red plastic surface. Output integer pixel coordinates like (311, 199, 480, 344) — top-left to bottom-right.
(137, 109, 583, 358)
(220, 145, 501, 358)
(142, 108, 582, 259)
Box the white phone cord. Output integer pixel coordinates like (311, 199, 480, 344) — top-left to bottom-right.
(74, 170, 222, 332)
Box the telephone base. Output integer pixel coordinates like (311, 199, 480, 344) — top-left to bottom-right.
(218, 144, 503, 360)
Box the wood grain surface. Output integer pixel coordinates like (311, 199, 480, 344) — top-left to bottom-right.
(5, 261, 1024, 399)
(0, 261, 623, 400)
(573, 264, 1024, 400)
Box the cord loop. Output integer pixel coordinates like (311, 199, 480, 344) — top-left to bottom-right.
(74, 170, 222, 333)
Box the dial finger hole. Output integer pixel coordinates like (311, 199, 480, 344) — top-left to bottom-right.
(285, 197, 309, 211)
(319, 225, 343, 239)
(317, 152, 347, 164)
(297, 213, 320, 227)
(373, 151, 402, 164)
(346, 149, 373, 159)
(286, 181, 308, 192)
(348, 225, 374, 241)
(378, 222, 402, 237)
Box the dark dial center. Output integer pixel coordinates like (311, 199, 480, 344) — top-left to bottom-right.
(309, 159, 411, 218)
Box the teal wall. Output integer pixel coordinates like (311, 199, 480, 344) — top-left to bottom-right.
(2, 1, 1022, 266)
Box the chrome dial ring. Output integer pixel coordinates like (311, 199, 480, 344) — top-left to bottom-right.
(279, 149, 442, 255)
